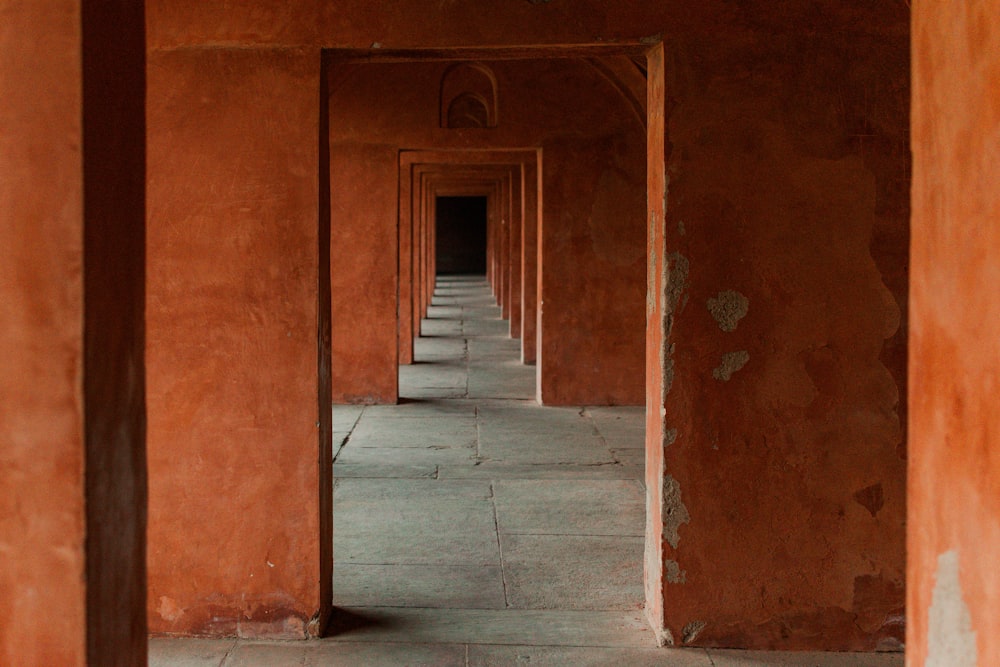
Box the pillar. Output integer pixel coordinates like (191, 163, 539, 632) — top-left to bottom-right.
(908, 1, 1000, 664)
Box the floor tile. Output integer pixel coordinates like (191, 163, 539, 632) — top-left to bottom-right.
(334, 443, 477, 466)
(502, 534, 644, 610)
(148, 637, 234, 667)
(334, 563, 505, 609)
(438, 463, 643, 481)
(494, 479, 644, 536)
(477, 431, 613, 465)
(224, 642, 307, 667)
(307, 641, 466, 666)
(467, 644, 713, 666)
(333, 479, 499, 566)
(325, 607, 657, 647)
(333, 463, 438, 479)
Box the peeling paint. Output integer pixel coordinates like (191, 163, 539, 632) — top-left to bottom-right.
(662, 474, 691, 549)
(662, 253, 690, 400)
(853, 482, 884, 517)
(707, 290, 749, 332)
(682, 620, 707, 644)
(713, 350, 750, 381)
(663, 427, 677, 447)
(665, 559, 686, 583)
(927, 550, 977, 667)
(655, 627, 675, 647)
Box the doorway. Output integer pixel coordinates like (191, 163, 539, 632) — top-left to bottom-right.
(436, 196, 488, 276)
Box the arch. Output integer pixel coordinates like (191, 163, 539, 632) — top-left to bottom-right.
(439, 62, 498, 128)
(446, 92, 490, 128)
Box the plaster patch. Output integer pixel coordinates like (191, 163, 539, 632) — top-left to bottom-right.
(682, 620, 707, 644)
(665, 559, 686, 583)
(713, 350, 750, 381)
(665, 253, 690, 317)
(662, 253, 690, 399)
(707, 290, 749, 332)
(157, 596, 185, 622)
(662, 475, 691, 549)
(927, 550, 977, 667)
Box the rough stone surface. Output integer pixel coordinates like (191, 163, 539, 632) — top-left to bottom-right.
(707, 290, 749, 332)
(711, 350, 750, 381)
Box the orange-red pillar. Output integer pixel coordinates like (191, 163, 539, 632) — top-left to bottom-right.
(908, 2, 1000, 664)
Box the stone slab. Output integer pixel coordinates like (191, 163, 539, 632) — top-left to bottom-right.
(438, 463, 643, 481)
(335, 444, 477, 466)
(333, 479, 499, 565)
(324, 607, 658, 647)
(331, 405, 365, 431)
(307, 641, 466, 666)
(333, 463, 438, 479)
(501, 534, 644, 611)
(333, 563, 506, 609)
(467, 644, 714, 666)
(493, 479, 644, 536)
(362, 400, 478, 419)
(148, 638, 235, 667)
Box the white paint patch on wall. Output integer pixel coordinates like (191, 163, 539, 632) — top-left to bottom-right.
(927, 550, 977, 667)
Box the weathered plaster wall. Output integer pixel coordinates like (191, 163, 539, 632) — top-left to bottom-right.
(328, 59, 647, 406)
(330, 141, 399, 403)
(1, 3, 87, 662)
(145, 0, 737, 51)
(146, 47, 326, 637)
(2, 1, 147, 663)
(655, 24, 909, 649)
(539, 134, 646, 404)
(909, 1, 1000, 664)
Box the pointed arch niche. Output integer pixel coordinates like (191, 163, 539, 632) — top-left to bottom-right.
(439, 62, 498, 128)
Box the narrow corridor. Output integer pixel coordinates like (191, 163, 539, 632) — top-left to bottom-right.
(330, 274, 648, 629)
(148, 278, 905, 665)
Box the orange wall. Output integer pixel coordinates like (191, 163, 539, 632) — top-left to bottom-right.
(330, 142, 399, 403)
(909, 1, 1000, 664)
(655, 27, 910, 648)
(1, 3, 87, 662)
(146, 47, 326, 637)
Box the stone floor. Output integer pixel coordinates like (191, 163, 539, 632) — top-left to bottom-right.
(150, 276, 903, 666)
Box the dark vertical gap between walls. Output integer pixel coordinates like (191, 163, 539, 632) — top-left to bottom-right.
(82, 0, 148, 662)
(316, 52, 335, 636)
